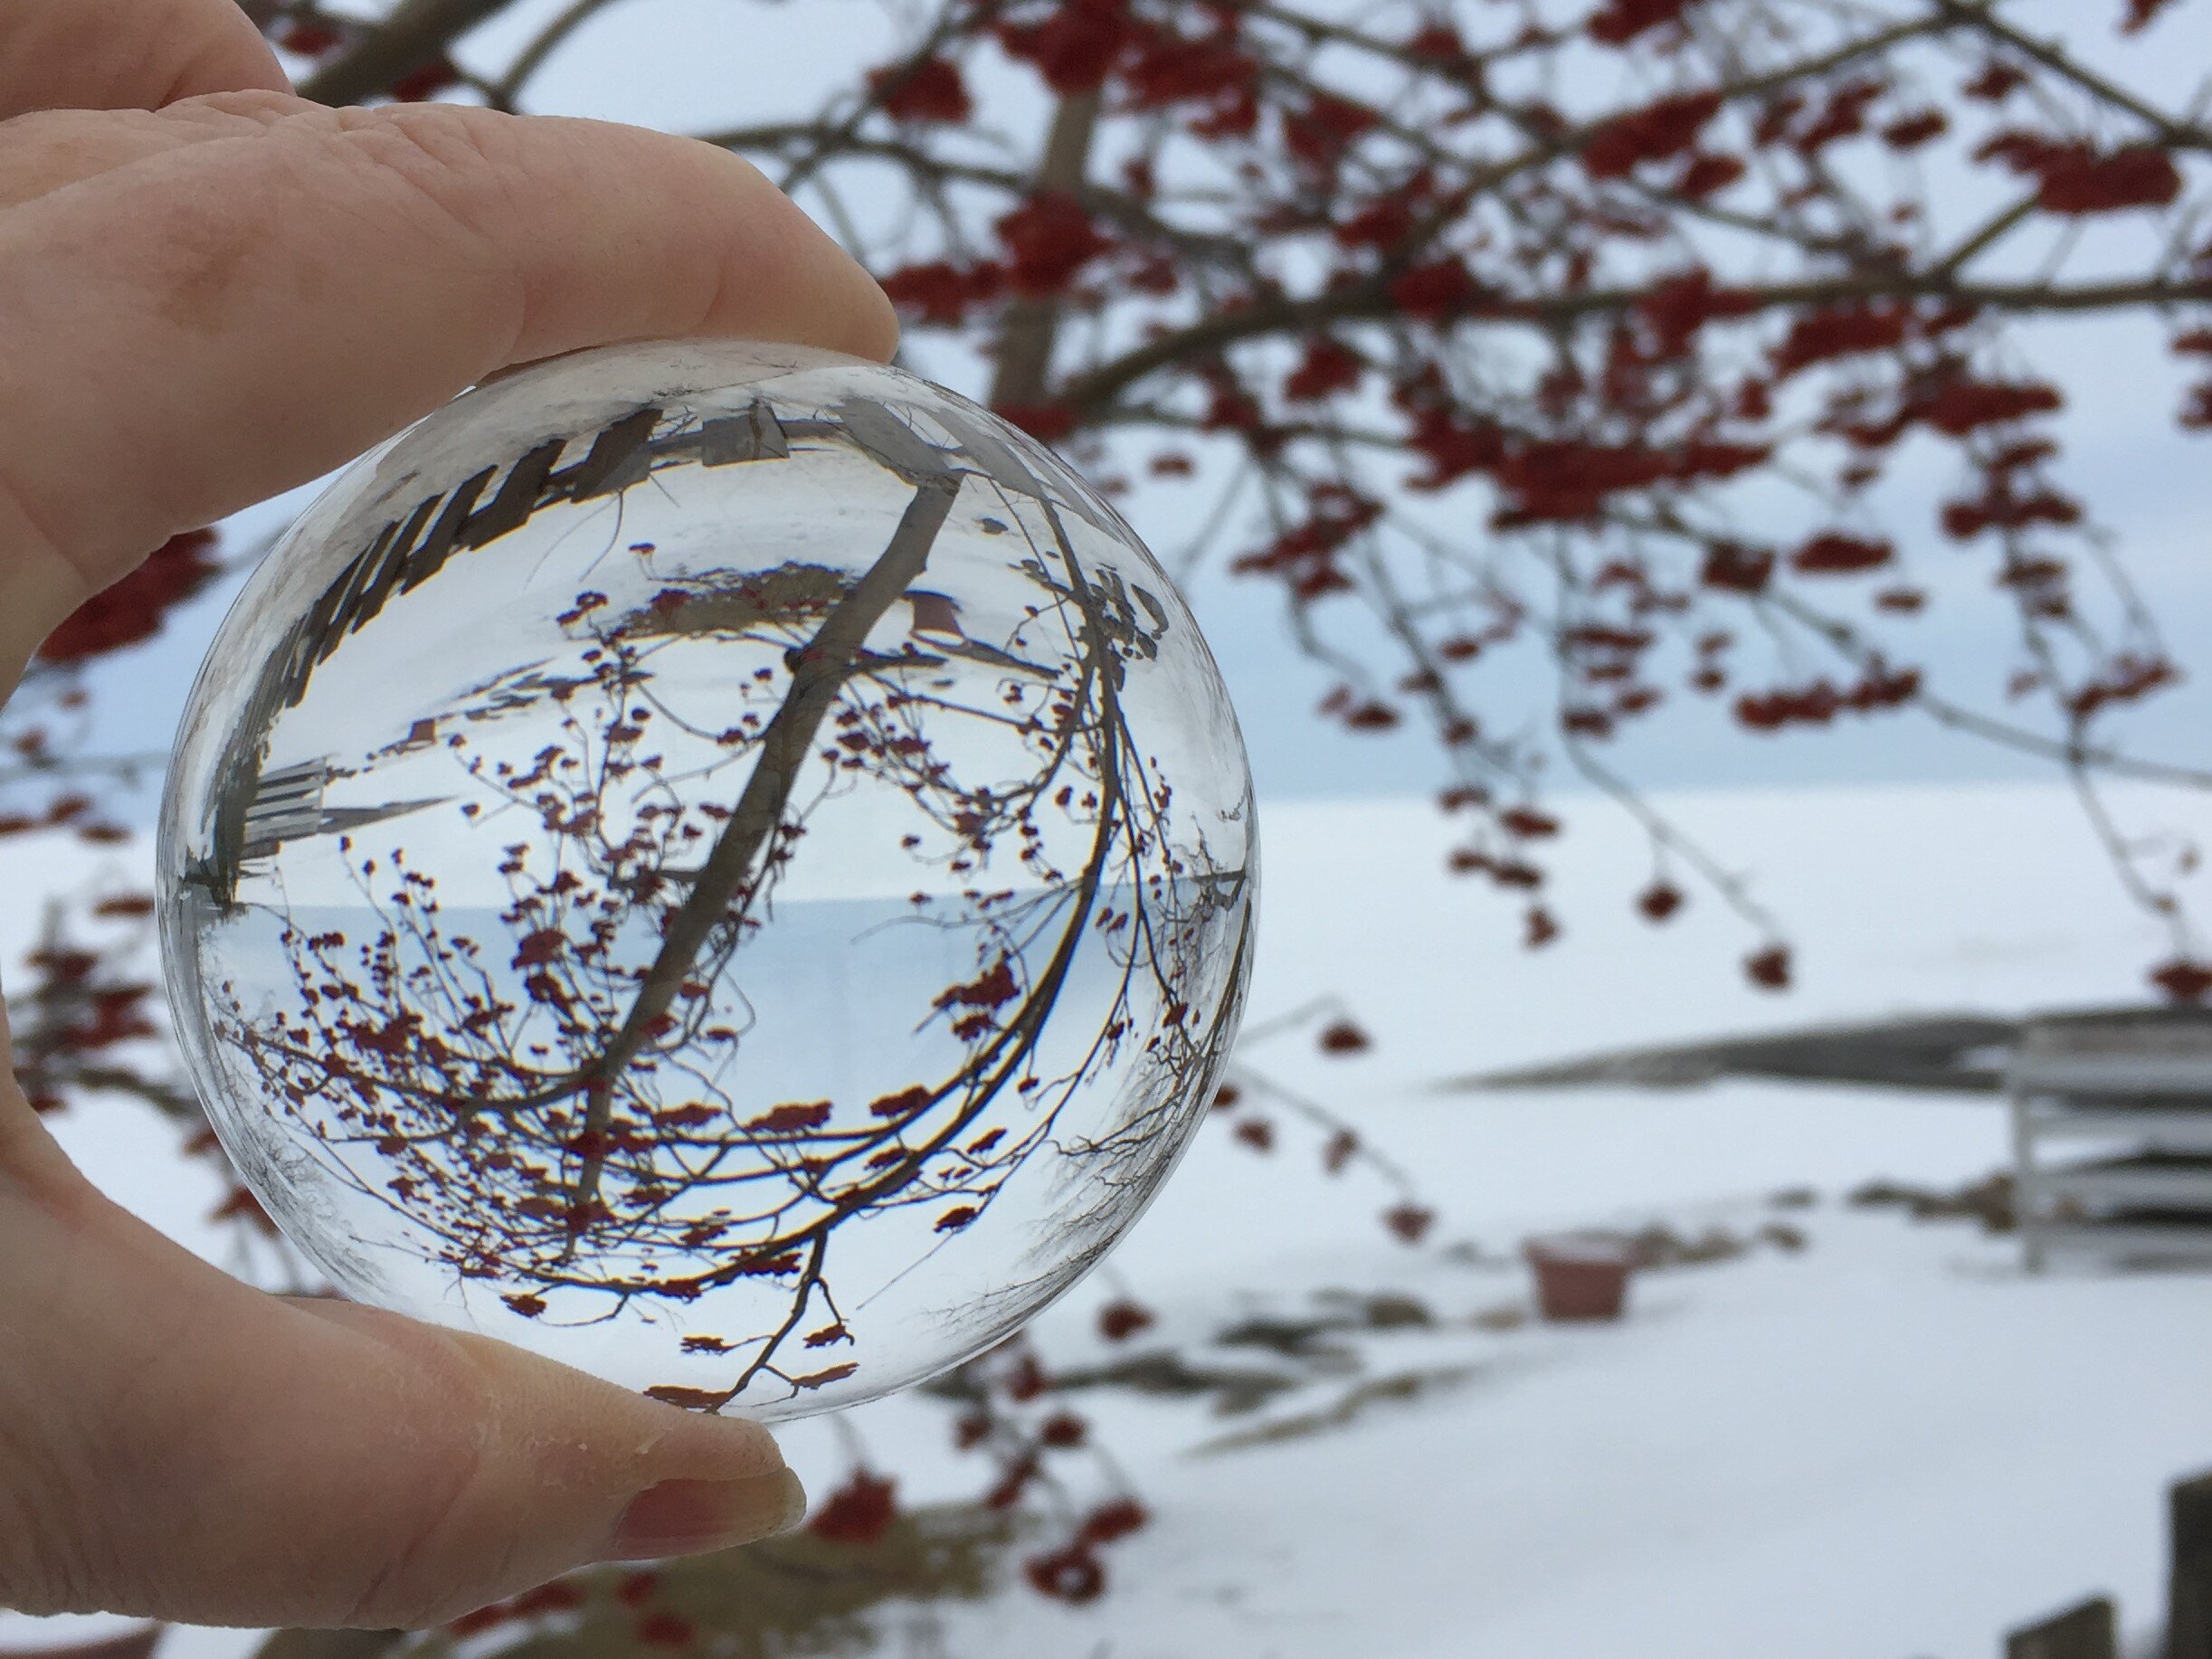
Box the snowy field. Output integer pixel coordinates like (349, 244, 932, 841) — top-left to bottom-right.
(10, 780, 2212, 1659)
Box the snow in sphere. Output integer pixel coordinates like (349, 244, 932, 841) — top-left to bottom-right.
(157, 340, 1256, 1419)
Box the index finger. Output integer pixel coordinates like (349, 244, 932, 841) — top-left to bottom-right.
(0, 0, 288, 117)
(0, 96, 898, 657)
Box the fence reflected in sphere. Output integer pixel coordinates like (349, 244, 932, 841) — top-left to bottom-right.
(157, 340, 1256, 1419)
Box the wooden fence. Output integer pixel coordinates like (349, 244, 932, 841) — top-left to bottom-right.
(2008, 1469, 2212, 1658)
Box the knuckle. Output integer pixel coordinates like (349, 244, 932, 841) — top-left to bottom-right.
(0, 1352, 117, 1618)
(321, 104, 533, 337)
(329, 103, 517, 233)
(165, 88, 308, 122)
(333, 1324, 502, 1628)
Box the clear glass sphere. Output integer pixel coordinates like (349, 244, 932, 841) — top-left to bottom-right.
(158, 341, 1256, 1419)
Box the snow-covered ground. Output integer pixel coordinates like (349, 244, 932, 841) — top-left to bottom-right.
(10, 781, 2212, 1659)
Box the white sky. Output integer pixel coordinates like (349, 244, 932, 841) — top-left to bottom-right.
(70, 0, 2212, 812)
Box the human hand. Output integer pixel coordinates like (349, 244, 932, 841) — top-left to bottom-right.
(0, 0, 897, 1629)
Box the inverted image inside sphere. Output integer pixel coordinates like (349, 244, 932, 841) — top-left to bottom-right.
(157, 340, 1257, 1419)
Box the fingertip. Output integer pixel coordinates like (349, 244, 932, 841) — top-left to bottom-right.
(603, 1468, 807, 1563)
(831, 258, 901, 365)
(658, 137, 899, 365)
(628, 1392, 787, 1482)
(160, 22, 293, 108)
(853, 281, 902, 364)
(0, 0, 292, 119)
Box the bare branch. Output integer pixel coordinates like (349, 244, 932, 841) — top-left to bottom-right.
(1932, 0, 2212, 152)
(299, 0, 514, 107)
(1060, 274, 2212, 416)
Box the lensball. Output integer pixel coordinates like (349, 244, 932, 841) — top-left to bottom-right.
(158, 339, 1256, 1419)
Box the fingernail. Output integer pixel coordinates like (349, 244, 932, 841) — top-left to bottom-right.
(604, 1471, 808, 1561)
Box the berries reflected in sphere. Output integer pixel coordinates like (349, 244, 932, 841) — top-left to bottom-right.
(157, 340, 1257, 1419)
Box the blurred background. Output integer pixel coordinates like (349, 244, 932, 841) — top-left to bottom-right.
(7, 0, 2212, 1655)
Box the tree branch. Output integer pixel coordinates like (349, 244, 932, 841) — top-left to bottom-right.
(492, 0, 624, 108)
(1931, 0, 2212, 152)
(299, 0, 513, 106)
(560, 470, 962, 1227)
(1059, 273, 2212, 416)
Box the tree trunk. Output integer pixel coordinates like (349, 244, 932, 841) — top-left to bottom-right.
(988, 91, 1101, 412)
(300, 0, 510, 106)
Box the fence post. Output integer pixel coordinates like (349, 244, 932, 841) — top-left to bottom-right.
(2006, 1597, 2117, 1659)
(2172, 1471, 2212, 1659)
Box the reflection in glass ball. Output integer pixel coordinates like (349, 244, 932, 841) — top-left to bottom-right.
(157, 341, 1256, 1420)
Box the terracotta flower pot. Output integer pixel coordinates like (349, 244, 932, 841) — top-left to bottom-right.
(1524, 1233, 1635, 1322)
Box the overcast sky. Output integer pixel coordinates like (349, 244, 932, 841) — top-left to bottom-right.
(76, 0, 2212, 815)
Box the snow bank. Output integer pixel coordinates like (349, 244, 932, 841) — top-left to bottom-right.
(8, 779, 2212, 1657)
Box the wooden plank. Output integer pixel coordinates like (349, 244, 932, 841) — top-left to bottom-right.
(366, 465, 490, 611)
(2038, 1155, 2212, 1210)
(2173, 1470, 2212, 1659)
(2021, 1018, 2212, 1056)
(2006, 1595, 2116, 1659)
(2036, 1222, 2212, 1264)
(318, 492, 440, 665)
(556, 405, 661, 498)
(450, 438, 564, 557)
(699, 400, 790, 465)
(2012, 1054, 2212, 1095)
(2020, 1107, 2212, 1150)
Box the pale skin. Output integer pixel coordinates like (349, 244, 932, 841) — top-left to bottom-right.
(0, 0, 899, 1629)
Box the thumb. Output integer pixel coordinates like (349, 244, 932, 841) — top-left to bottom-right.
(0, 1112, 803, 1630)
